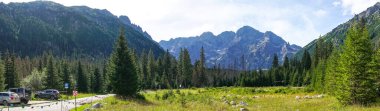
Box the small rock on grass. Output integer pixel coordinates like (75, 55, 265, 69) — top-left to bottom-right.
(224, 100, 229, 104)
(239, 101, 248, 106)
(230, 101, 236, 105)
(240, 108, 248, 111)
(92, 103, 102, 108)
(295, 96, 300, 100)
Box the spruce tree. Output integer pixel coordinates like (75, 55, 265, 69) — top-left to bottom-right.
(314, 37, 323, 67)
(45, 55, 60, 89)
(108, 28, 138, 96)
(325, 49, 341, 95)
(283, 56, 289, 69)
(198, 47, 207, 87)
(272, 54, 279, 68)
(76, 61, 88, 92)
(372, 48, 380, 93)
(147, 50, 156, 89)
(93, 68, 103, 93)
(4, 52, 18, 89)
(139, 51, 148, 89)
(336, 21, 377, 105)
(192, 60, 200, 87)
(0, 55, 5, 90)
(182, 49, 192, 88)
(283, 56, 290, 85)
(301, 51, 311, 70)
(62, 62, 70, 88)
(177, 49, 183, 87)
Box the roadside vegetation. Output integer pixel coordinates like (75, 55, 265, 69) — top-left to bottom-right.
(74, 87, 380, 111)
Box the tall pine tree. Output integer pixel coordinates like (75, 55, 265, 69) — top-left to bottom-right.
(0, 55, 5, 90)
(76, 61, 88, 92)
(93, 68, 103, 93)
(108, 28, 139, 96)
(45, 55, 60, 89)
(4, 52, 19, 89)
(198, 47, 207, 87)
(182, 49, 192, 88)
(336, 20, 377, 105)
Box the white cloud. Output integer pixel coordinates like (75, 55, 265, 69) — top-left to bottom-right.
(314, 9, 328, 17)
(335, 0, 380, 15)
(333, 1, 341, 7)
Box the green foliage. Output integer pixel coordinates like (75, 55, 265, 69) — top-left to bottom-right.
(162, 90, 175, 100)
(192, 47, 207, 87)
(108, 28, 138, 96)
(0, 2, 165, 57)
(310, 60, 326, 92)
(330, 21, 378, 105)
(75, 87, 380, 111)
(45, 55, 60, 89)
(0, 56, 5, 91)
(272, 54, 279, 68)
(76, 61, 88, 92)
(93, 67, 103, 93)
(4, 51, 19, 89)
(301, 51, 311, 70)
(373, 49, 380, 92)
(324, 50, 340, 96)
(21, 68, 46, 91)
(181, 49, 192, 88)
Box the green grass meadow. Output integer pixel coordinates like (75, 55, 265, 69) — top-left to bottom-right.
(74, 87, 380, 111)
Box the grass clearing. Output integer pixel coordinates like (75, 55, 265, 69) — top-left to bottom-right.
(61, 93, 96, 100)
(74, 87, 380, 111)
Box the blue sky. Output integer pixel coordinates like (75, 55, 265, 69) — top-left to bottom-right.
(1, 0, 379, 46)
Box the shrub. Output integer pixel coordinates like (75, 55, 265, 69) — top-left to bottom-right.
(162, 90, 175, 100)
(274, 88, 287, 94)
(179, 93, 186, 107)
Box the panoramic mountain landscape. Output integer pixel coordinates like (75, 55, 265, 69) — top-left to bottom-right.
(0, 0, 380, 111)
(160, 26, 301, 69)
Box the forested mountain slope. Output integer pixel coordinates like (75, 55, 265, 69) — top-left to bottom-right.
(0, 1, 164, 57)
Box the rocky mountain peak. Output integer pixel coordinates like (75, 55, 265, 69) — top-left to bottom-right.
(200, 32, 215, 38)
(119, 15, 132, 25)
(359, 2, 380, 18)
(237, 26, 260, 35)
(159, 26, 301, 69)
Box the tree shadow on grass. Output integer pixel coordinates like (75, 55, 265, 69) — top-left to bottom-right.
(115, 94, 155, 106)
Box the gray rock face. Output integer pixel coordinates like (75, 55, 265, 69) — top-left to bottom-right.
(159, 26, 301, 69)
(92, 102, 102, 108)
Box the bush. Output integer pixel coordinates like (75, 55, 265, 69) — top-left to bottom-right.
(274, 88, 287, 94)
(178, 93, 186, 107)
(134, 93, 146, 100)
(162, 90, 175, 100)
(155, 93, 160, 100)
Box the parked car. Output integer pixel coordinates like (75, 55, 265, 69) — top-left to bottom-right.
(35, 89, 60, 100)
(0, 92, 21, 106)
(8, 88, 31, 104)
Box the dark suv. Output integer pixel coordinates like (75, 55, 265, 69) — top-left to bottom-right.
(35, 89, 60, 100)
(8, 88, 31, 104)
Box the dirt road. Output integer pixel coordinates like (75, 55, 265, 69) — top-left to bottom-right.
(1, 94, 114, 111)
